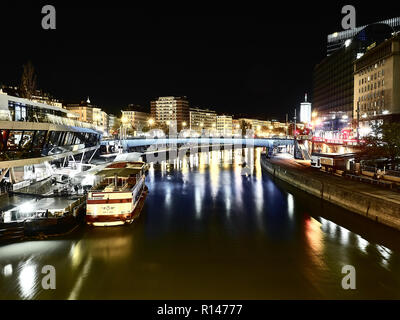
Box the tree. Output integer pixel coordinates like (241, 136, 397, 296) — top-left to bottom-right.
(19, 61, 37, 99)
(361, 122, 400, 169)
(240, 120, 252, 137)
(156, 122, 170, 135)
(141, 125, 151, 133)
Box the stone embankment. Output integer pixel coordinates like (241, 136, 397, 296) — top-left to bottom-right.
(261, 154, 400, 231)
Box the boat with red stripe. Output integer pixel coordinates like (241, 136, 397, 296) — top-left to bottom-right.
(86, 161, 148, 227)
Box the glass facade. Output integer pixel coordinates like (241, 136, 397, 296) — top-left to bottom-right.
(0, 129, 100, 161)
(313, 23, 394, 132)
(0, 96, 102, 161)
(8, 101, 65, 122)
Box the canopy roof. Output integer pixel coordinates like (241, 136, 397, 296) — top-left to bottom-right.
(95, 167, 142, 178)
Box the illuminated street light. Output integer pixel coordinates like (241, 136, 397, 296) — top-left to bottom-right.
(148, 118, 155, 126)
(312, 111, 318, 118)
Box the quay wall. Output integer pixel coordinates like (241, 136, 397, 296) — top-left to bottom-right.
(260, 155, 400, 231)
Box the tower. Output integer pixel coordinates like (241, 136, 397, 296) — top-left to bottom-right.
(300, 93, 312, 124)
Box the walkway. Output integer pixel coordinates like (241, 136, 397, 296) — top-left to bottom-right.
(269, 153, 400, 205)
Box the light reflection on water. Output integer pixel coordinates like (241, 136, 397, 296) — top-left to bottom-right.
(1, 149, 400, 299)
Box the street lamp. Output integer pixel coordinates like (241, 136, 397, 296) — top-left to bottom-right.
(312, 111, 318, 119)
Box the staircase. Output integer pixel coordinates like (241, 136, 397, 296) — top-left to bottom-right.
(295, 140, 311, 161)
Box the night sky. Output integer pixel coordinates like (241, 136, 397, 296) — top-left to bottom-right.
(0, 2, 398, 120)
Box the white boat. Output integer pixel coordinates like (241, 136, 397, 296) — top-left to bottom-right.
(86, 161, 148, 227)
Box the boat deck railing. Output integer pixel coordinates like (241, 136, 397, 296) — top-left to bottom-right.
(0, 111, 102, 132)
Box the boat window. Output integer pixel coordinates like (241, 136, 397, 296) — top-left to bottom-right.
(7, 131, 23, 150)
(15, 105, 27, 121)
(48, 131, 60, 146)
(20, 131, 34, 150)
(32, 131, 47, 150)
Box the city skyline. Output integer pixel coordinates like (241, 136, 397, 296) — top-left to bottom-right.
(3, 2, 400, 306)
(1, 3, 399, 121)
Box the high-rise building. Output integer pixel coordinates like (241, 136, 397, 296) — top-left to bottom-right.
(300, 94, 312, 124)
(354, 34, 400, 136)
(327, 17, 400, 56)
(313, 23, 394, 134)
(150, 96, 190, 132)
(189, 107, 217, 133)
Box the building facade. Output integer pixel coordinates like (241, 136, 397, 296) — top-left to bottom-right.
(121, 109, 150, 132)
(150, 96, 190, 132)
(313, 23, 394, 136)
(189, 107, 217, 133)
(216, 115, 233, 136)
(238, 118, 272, 130)
(65, 99, 109, 134)
(354, 34, 400, 136)
(327, 17, 400, 56)
(108, 114, 117, 135)
(300, 94, 312, 124)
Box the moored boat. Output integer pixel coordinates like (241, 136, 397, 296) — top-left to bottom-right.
(86, 161, 148, 227)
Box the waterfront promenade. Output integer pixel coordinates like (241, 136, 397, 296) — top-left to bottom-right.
(261, 153, 400, 231)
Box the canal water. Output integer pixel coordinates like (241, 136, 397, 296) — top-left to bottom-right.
(1, 149, 400, 299)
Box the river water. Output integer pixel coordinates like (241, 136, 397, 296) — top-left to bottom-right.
(1, 149, 400, 299)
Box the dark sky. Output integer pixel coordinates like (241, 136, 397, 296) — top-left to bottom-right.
(0, 2, 398, 121)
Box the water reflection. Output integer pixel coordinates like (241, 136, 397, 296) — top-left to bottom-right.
(18, 261, 38, 300)
(1, 148, 400, 299)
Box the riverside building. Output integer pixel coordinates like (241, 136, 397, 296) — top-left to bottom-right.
(121, 106, 151, 133)
(65, 98, 109, 134)
(216, 115, 233, 137)
(150, 96, 190, 132)
(354, 34, 400, 137)
(313, 23, 395, 139)
(189, 107, 217, 134)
